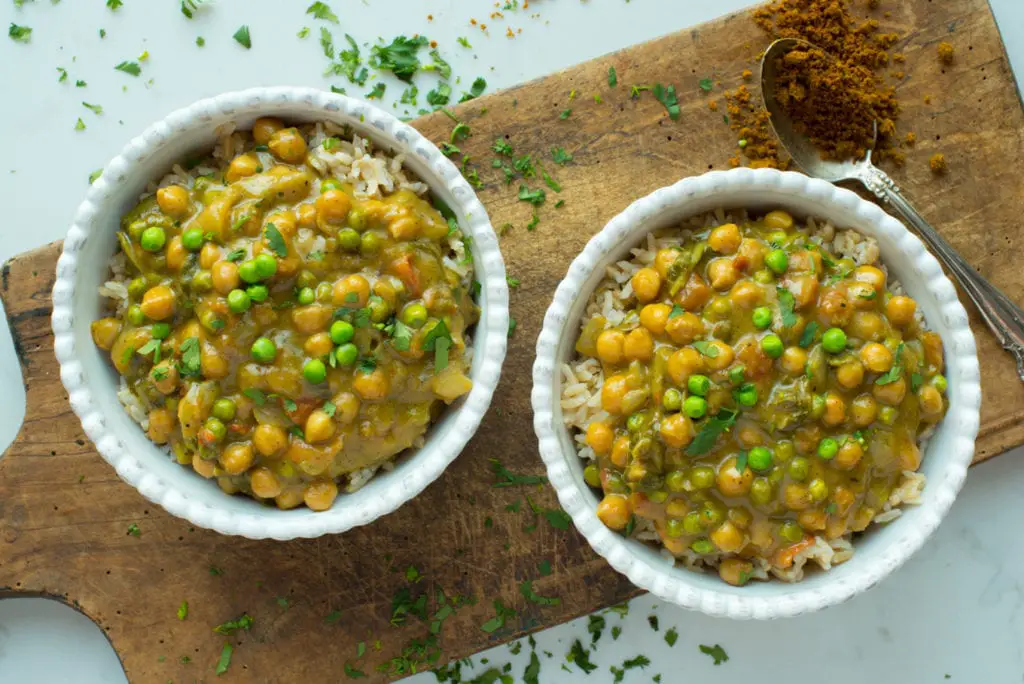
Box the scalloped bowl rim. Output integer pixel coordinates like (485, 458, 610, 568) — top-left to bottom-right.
(52, 87, 509, 540)
(531, 168, 980, 619)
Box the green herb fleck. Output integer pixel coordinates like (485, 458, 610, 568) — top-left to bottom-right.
(115, 61, 141, 76)
(608, 66, 618, 87)
(699, 644, 729, 665)
(232, 25, 252, 49)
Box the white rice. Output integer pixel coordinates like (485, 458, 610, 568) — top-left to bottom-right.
(562, 209, 933, 583)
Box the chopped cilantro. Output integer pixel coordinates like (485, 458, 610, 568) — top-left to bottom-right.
(608, 66, 618, 87)
(541, 169, 561, 193)
(426, 82, 452, 106)
(543, 509, 572, 530)
(115, 60, 141, 76)
(559, 108, 572, 120)
(306, 1, 339, 23)
(518, 185, 546, 206)
(400, 85, 419, 106)
(196, 36, 205, 47)
(588, 614, 605, 646)
(74, 118, 86, 131)
(232, 25, 252, 49)
(8, 23, 31, 42)
(493, 138, 513, 156)
(686, 407, 738, 456)
(178, 337, 202, 377)
(215, 643, 233, 675)
(82, 102, 103, 115)
(427, 48, 451, 79)
(653, 83, 680, 120)
(459, 77, 487, 102)
(177, 601, 188, 620)
(519, 580, 560, 606)
(319, 27, 335, 59)
(551, 147, 572, 164)
(57, 67, 68, 82)
(647, 615, 659, 631)
(481, 599, 515, 633)
(365, 82, 386, 100)
(180, 0, 206, 19)
(325, 609, 343, 624)
(243, 388, 267, 406)
(699, 76, 714, 92)
(75, 80, 87, 87)
(526, 213, 540, 231)
(264, 223, 287, 257)
(370, 34, 428, 82)
(699, 643, 729, 665)
(538, 559, 552, 576)
(457, 36, 472, 48)
(127, 522, 140, 537)
(799, 321, 819, 348)
(212, 613, 253, 635)
(567, 640, 597, 674)
(692, 340, 720, 358)
(523, 652, 540, 684)
(490, 459, 547, 487)
(777, 287, 798, 327)
(106, 0, 123, 9)
(875, 342, 905, 385)
(664, 627, 678, 646)
(735, 450, 748, 473)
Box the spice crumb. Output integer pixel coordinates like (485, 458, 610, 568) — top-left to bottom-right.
(741, 69, 752, 80)
(708, 99, 718, 111)
(937, 42, 955, 65)
(929, 153, 947, 174)
(893, 52, 905, 63)
(904, 132, 916, 145)
(427, 14, 433, 20)
(923, 94, 932, 104)
(893, 71, 904, 79)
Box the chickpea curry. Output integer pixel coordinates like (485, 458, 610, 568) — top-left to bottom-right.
(92, 119, 477, 512)
(575, 210, 947, 585)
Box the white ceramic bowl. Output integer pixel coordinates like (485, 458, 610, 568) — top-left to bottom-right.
(52, 87, 509, 540)
(532, 168, 980, 618)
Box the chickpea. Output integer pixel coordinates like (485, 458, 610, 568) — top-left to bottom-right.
(860, 342, 893, 373)
(266, 210, 298, 239)
(250, 466, 283, 499)
(708, 223, 742, 254)
(783, 483, 811, 511)
(601, 374, 629, 414)
(659, 413, 693, 448)
(850, 394, 878, 427)
(304, 480, 339, 511)
(586, 422, 614, 454)
(332, 274, 371, 308)
(165, 236, 188, 272)
(818, 288, 851, 327)
(702, 340, 734, 371)
(780, 346, 808, 375)
(822, 392, 847, 426)
(798, 509, 827, 532)
(252, 117, 284, 145)
(226, 153, 261, 183)
(597, 495, 632, 530)
(854, 265, 886, 293)
(665, 312, 704, 345)
(623, 328, 654, 362)
(707, 258, 738, 290)
(667, 348, 703, 385)
(886, 295, 917, 326)
(253, 424, 288, 456)
(921, 331, 945, 372)
(297, 203, 318, 227)
(729, 281, 763, 308)
(199, 242, 221, 269)
(220, 442, 255, 475)
(317, 189, 353, 224)
(784, 274, 819, 309)
(353, 367, 391, 400)
(147, 408, 175, 444)
(735, 238, 766, 273)
(304, 332, 334, 358)
(610, 436, 630, 468)
(836, 361, 865, 389)
(211, 260, 240, 295)
(737, 424, 764, 448)
(156, 185, 191, 218)
(835, 440, 864, 470)
(305, 409, 336, 443)
(918, 384, 945, 419)
(848, 311, 885, 342)
(266, 368, 302, 397)
(192, 451, 217, 479)
(276, 488, 305, 510)
(595, 329, 626, 365)
(639, 303, 672, 335)
(710, 520, 745, 553)
(90, 317, 122, 350)
(268, 127, 308, 163)
(140, 285, 176, 321)
(717, 456, 754, 496)
(654, 248, 680, 279)
(389, 215, 421, 241)
(719, 558, 755, 586)
(873, 377, 907, 405)
(333, 392, 361, 424)
(675, 273, 713, 311)
(150, 360, 179, 394)
(763, 209, 794, 231)
(899, 440, 922, 470)
(631, 267, 662, 303)
(291, 304, 333, 334)
(848, 282, 877, 309)
(200, 343, 228, 380)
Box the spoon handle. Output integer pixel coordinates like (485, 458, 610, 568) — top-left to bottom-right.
(859, 165, 1024, 382)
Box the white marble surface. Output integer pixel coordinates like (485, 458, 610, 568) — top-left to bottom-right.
(1, 1, 1023, 682)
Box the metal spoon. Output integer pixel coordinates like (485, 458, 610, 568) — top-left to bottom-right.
(760, 37, 1024, 381)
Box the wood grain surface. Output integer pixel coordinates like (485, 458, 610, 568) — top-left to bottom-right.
(2, 1, 1023, 681)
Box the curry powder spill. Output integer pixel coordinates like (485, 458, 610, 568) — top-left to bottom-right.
(929, 153, 947, 174)
(937, 41, 955, 64)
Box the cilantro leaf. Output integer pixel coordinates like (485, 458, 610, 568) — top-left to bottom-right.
(370, 34, 428, 82)
(127, 522, 140, 537)
(82, 102, 103, 115)
(213, 613, 253, 635)
(664, 627, 678, 647)
(523, 652, 540, 684)
(215, 643, 233, 675)
(559, 108, 572, 120)
(777, 287, 798, 327)
(9, 23, 32, 42)
(457, 36, 472, 48)
(426, 48, 451, 80)
(180, 0, 206, 19)
(459, 77, 487, 102)
(389, 319, 414, 352)
(541, 169, 561, 193)
(177, 601, 188, 621)
(519, 580, 560, 606)
(608, 66, 618, 87)
(306, 1, 339, 23)
(365, 82, 386, 100)
(653, 83, 680, 120)
(88, 169, 103, 184)
(567, 640, 597, 674)
(106, 0, 123, 10)
(243, 388, 267, 406)
(400, 85, 418, 106)
(799, 321, 819, 348)
(426, 81, 451, 107)
(551, 147, 573, 164)
(115, 61, 141, 76)
(875, 342, 905, 385)
(699, 643, 729, 665)
(481, 599, 515, 633)
(686, 408, 738, 456)
(232, 25, 252, 49)
(263, 222, 287, 257)
(319, 27, 334, 59)
(699, 76, 714, 92)
(490, 459, 547, 487)
(518, 185, 546, 206)
(735, 450, 748, 473)
(178, 337, 202, 378)
(543, 509, 572, 530)
(692, 340, 720, 358)
(343, 664, 367, 678)
(74, 118, 86, 131)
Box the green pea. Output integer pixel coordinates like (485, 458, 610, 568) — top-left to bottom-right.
(822, 327, 847, 353)
(761, 333, 784, 358)
(666, 518, 686, 538)
(747, 446, 773, 472)
(203, 417, 226, 442)
(227, 289, 251, 313)
(334, 343, 358, 366)
(687, 374, 711, 397)
(690, 538, 715, 554)
(347, 206, 366, 231)
(238, 260, 261, 284)
(128, 277, 148, 299)
(817, 437, 838, 460)
(682, 512, 703, 535)
(330, 320, 355, 345)
(665, 470, 686, 492)
(661, 388, 683, 412)
(211, 398, 237, 422)
(779, 520, 804, 543)
(648, 490, 669, 504)
(932, 374, 948, 393)
(250, 337, 277, 363)
(700, 501, 723, 526)
(246, 284, 269, 303)
(181, 227, 204, 251)
(775, 440, 795, 462)
(140, 226, 167, 252)
(753, 268, 775, 284)
(401, 303, 429, 329)
(690, 466, 715, 490)
(254, 253, 278, 279)
(303, 358, 327, 384)
(728, 365, 747, 385)
(626, 413, 645, 433)
(191, 270, 213, 292)
(297, 287, 316, 305)
(604, 471, 628, 494)
(126, 304, 145, 326)
(151, 322, 171, 339)
(808, 478, 829, 502)
(583, 464, 601, 488)
(296, 270, 318, 289)
(736, 384, 758, 407)
(787, 456, 810, 481)
(338, 228, 362, 252)
(752, 306, 773, 330)
(766, 248, 789, 274)
(879, 406, 898, 425)
(320, 178, 343, 194)
(360, 230, 381, 255)
(750, 477, 773, 505)
(683, 395, 707, 419)
(767, 230, 788, 246)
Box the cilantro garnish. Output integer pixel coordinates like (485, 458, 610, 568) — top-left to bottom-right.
(910, 371, 923, 392)
(400, 85, 418, 106)
(263, 222, 287, 257)
(177, 601, 188, 621)
(115, 60, 141, 76)
(490, 458, 547, 487)
(74, 118, 86, 131)
(127, 522, 140, 537)
(481, 599, 516, 633)
(875, 342, 905, 385)
(699, 644, 729, 665)
(389, 319, 414, 352)
(319, 27, 335, 59)
(551, 147, 572, 165)
(425, 48, 451, 79)
(180, 0, 206, 19)
(493, 138, 513, 156)
(450, 121, 471, 143)
(215, 643, 233, 675)
(356, 356, 376, 374)
(664, 627, 678, 646)
(306, 1, 339, 23)
(457, 36, 472, 48)
(344, 663, 367, 679)
(567, 640, 597, 674)
(608, 66, 618, 87)
(75, 80, 86, 87)
(137, 337, 162, 363)
(559, 108, 572, 120)
(459, 77, 487, 102)
(106, 0, 123, 9)
(541, 169, 561, 193)
(57, 67, 68, 82)
(692, 340, 720, 358)
(523, 652, 540, 684)
(232, 25, 252, 49)
(365, 82, 386, 100)
(422, 319, 453, 372)
(243, 388, 266, 406)
(196, 36, 205, 47)
(686, 408, 738, 456)
(735, 450, 749, 473)
(543, 509, 571, 530)
(799, 321, 819, 348)
(370, 35, 428, 82)
(426, 82, 451, 106)
(698, 76, 714, 92)
(518, 185, 546, 206)
(324, 609, 343, 624)
(212, 613, 253, 635)
(538, 559, 552, 576)
(225, 248, 246, 262)
(8, 23, 31, 42)
(82, 102, 103, 115)
(526, 213, 540, 231)
(777, 287, 798, 327)
(653, 83, 680, 120)
(519, 580, 560, 606)
(178, 337, 202, 377)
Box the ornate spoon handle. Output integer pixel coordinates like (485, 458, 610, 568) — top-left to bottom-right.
(859, 165, 1024, 381)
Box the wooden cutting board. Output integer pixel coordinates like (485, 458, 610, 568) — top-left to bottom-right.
(2, 0, 1022, 681)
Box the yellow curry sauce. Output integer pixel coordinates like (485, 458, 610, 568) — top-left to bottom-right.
(576, 210, 947, 585)
(91, 118, 477, 512)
